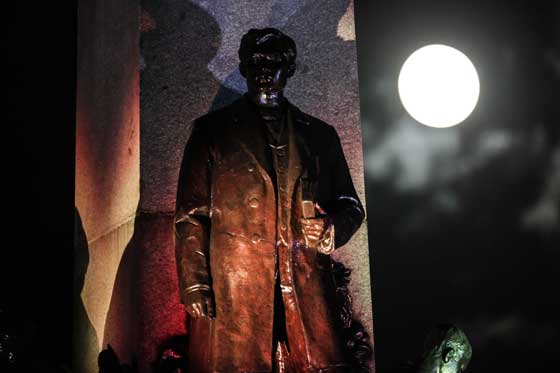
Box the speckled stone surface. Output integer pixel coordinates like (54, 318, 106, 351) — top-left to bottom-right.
(128, 213, 187, 372)
(140, 0, 374, 370)
(90, 213, 188, 372)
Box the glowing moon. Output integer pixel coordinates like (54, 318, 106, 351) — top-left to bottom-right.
(398, 44, 480, 128)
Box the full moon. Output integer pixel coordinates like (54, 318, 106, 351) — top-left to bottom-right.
(398, 44, 480, 128)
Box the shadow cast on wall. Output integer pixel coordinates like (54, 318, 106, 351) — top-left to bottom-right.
(101, 1, 224, 371)
(75, 207, 100, 373)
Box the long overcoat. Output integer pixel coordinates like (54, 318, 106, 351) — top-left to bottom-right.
(174, 96, 364, 372)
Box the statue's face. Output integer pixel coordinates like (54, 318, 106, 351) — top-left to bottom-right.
(241, 51, 292, 108)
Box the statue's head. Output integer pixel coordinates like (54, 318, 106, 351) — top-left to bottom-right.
(418, 324, 472, 373)
(238, 28, 297, 108)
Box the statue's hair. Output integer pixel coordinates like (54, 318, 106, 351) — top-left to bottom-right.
(238, 28, 297, 66)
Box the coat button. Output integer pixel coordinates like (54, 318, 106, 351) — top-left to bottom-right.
(251, 233, 260, 243)
(249, 197, 259, 208)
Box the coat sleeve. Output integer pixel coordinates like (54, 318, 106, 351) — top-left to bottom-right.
(174, 120, 213, 305)
(326, 125, 365, 248)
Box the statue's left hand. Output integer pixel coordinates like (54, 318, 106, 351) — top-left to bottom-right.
(184, 289, 215, 319)
(301, 213, 333, 252)
(300, 216, 329, 244)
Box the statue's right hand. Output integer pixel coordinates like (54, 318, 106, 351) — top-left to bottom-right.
(184, 289, 215, 319)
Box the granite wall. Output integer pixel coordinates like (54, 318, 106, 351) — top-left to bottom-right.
(139, 0, 374, 371)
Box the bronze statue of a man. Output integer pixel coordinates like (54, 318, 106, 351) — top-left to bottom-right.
(174, 28, 365, 372)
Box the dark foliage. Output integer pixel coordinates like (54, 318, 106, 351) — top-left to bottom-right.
(332, 260, 374, 373)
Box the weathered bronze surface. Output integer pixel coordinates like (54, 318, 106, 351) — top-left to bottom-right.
(417, 325, 472, 373)
(394, 325, 472, 373)
(174, 28, 364, 372)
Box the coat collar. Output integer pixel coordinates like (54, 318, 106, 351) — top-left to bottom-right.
(229, 93, 310, 125)
(229, 94, 317, 180)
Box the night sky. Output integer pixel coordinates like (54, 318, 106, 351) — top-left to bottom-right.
(354, 0, 559, 371)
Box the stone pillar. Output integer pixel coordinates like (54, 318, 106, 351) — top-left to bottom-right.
(75, 0, 140, 371)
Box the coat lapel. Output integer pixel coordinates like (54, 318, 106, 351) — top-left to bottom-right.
(228, 96, 318, 194)
(229, 96, 275, 179)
